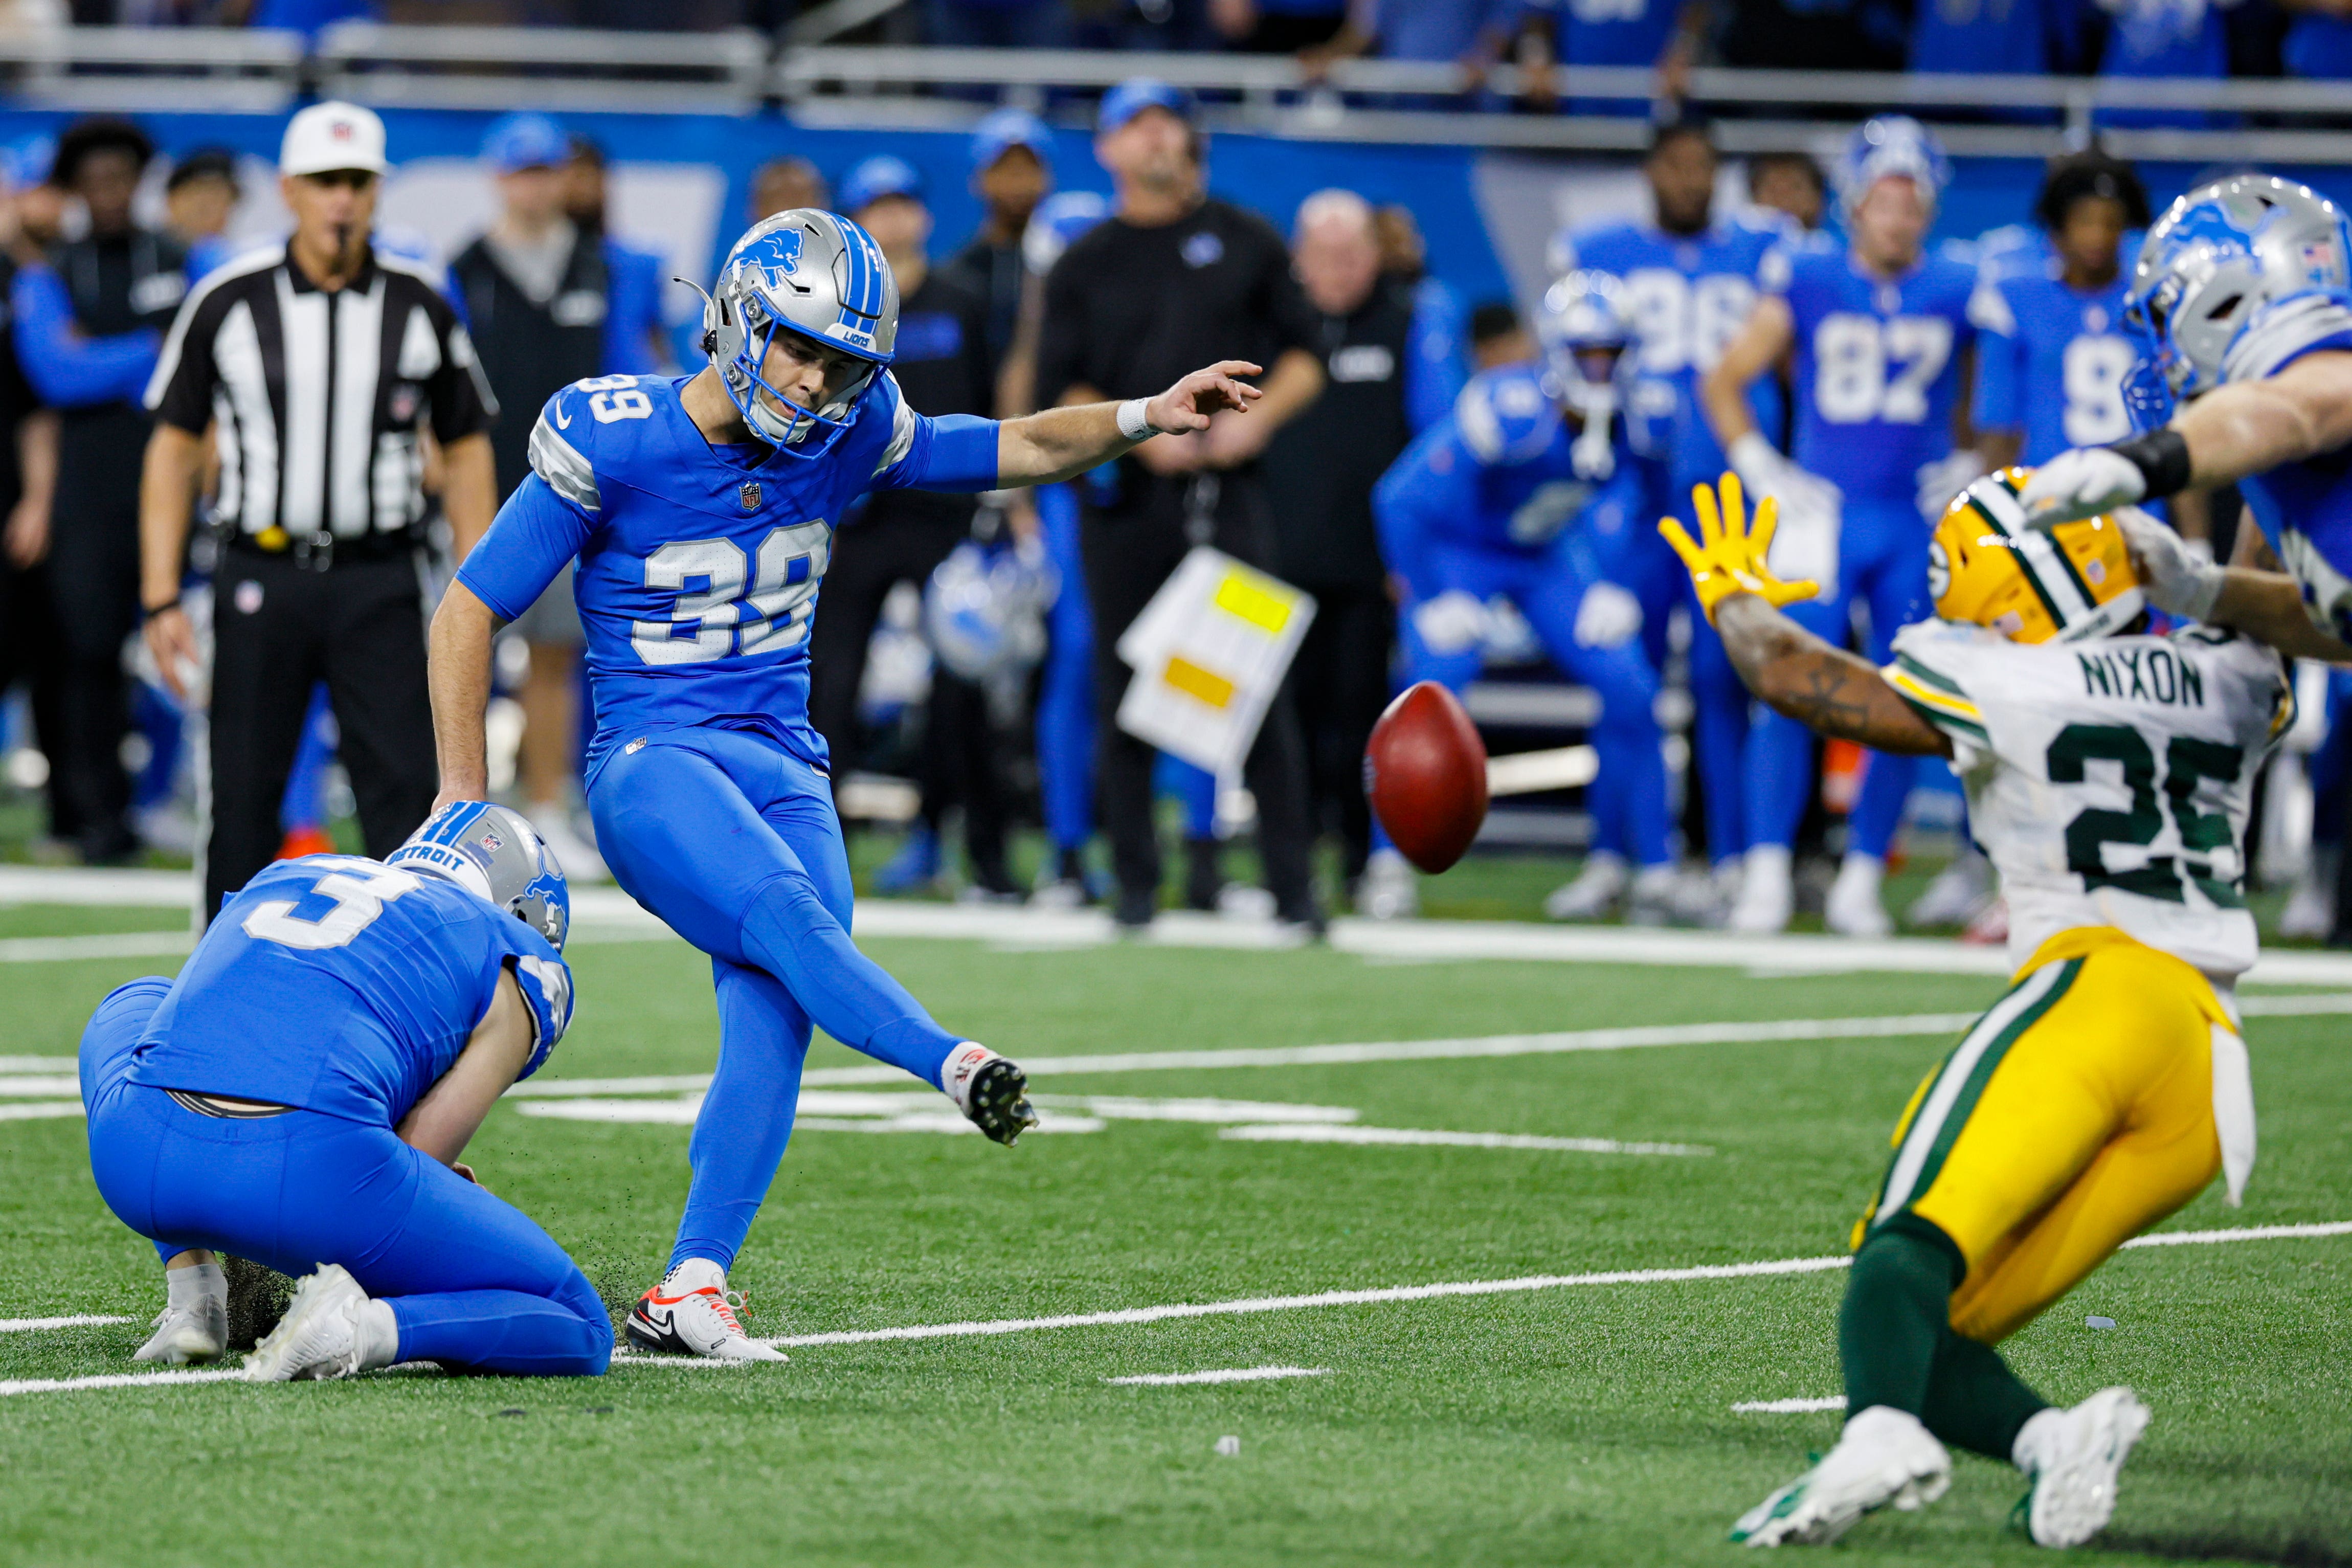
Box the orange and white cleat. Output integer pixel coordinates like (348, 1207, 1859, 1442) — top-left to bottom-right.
(625, 1260, 786, 1362)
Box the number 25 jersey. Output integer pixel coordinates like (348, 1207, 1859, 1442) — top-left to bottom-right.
(1883, 620, 2291, 980)
(1769, 245, 1993, 507)
(456, 372, 989, 779)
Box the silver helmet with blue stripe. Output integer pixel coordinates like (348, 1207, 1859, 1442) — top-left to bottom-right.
(701, 208, 899, 459)
(387, 801, 571, 952)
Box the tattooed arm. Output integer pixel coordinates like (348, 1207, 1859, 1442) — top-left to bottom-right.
(1714, 595, 1953, 758)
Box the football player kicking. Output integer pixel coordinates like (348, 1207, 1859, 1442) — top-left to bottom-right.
(430, 209, 1270, 1361)
(2022, 175, 2352, 665)
(83, 803, 603, 1380)
(1662, 473, 2286, 1549)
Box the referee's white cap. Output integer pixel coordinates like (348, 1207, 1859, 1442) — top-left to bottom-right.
(280, 101, 389, 179)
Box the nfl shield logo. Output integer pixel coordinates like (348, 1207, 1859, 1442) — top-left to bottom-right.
(740, 482, 761, 511)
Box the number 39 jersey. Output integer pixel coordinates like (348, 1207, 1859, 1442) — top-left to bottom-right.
(455, 372, 992, 778)
(1768, 244, 1995, 506)
(125, 856, 573, 1125)
(1883, 620, 2292, 980)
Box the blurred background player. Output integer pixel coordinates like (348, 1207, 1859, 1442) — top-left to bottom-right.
(1748, 150, 1829, 235)
(563, 132, 673, 378)
(1034, 79, 1328, 931)
(452, 111, 631, 881)
(804, 155, 1015, 899)
(948, 107, 1054, 386)
(1268, 188, 1454, 916)
(1555, 120, 1785, 914)
(748, 154, 828, 227)
(1467, 300, 1533, 371)
(0, 140, 60, 857)
(13, 117, 186, 865)
(1373, 272, 1676, 922)
(1703, 116, 1995, 936)
(164, 148, 242, 283)
(82, 802, 605, 1381)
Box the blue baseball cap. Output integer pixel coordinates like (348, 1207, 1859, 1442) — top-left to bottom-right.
(971, 108, 1051, 172)
(1, 134, 55, 189)
(839, 153, 924, 217)
(1097, 78, 1196, 136)
(481, 113, 569, 176)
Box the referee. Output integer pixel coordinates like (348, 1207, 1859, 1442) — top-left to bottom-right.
(139, 102, 498, 924)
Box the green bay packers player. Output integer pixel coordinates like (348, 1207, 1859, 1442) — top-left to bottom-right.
(1660, 471, 2286, 1550)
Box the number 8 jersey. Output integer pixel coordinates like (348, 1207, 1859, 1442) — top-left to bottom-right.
(1767, 242, 1997, 506)
(456, 372, 997, 779)
(1884, 618, 2292, 980)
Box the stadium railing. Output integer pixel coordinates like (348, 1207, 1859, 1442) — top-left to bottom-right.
(6, 29, 2352, 165)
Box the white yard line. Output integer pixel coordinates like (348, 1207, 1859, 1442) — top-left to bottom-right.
(0, 931, 193, 965)
(1105, 1365, 1332, 1386)
(1219, 1125, 1712, 1156)
(0, 1057, 75, 1073)
(1733, 1396, 1848, 1414)
(0, 1103, 87, 1122)
(0, 1077, 85, 1096)
(0, 1315, 132, 1332)
(0, 1369, 245, 1397)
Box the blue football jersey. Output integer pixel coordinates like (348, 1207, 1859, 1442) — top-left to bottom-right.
(1973, 262, 2138, 463)
(455, 372, 997, 777)
(1768, 243, 1992, 505)
(125, 856, 572, 1125)
(1553, 218, 1784, 501)
(2228, 296, 2352, 638)
(1373, 362, 1661, 595)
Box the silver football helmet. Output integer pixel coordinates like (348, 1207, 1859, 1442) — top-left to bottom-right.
(2127, 174, 2352, 400)
(387, 801, 571, 952)
(700, 208, 900, 458)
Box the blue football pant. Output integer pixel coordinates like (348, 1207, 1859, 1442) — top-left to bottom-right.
(1615, 522, 1755, 865)
(1399, 541, 1670, 869)
(589, 726, 963, 1272)
(81, 979, 610, 1377)
(1747, 499, 1930, 859)
(1035, 483, 1095, 856)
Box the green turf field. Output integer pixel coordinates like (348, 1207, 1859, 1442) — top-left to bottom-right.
(2, 902, 2348, 1567)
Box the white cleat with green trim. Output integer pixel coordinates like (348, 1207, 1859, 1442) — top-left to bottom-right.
(1732, 1405, 1952, 1547)
(2014, 1386, 2150, 1548)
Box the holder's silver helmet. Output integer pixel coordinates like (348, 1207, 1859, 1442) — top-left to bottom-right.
(2126, 175, 2352, 401)
(387, 801, 571, 952)
(701, 208, 899, 459)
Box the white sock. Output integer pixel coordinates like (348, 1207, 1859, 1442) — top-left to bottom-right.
(2011, 1407, 2065, 1475)
(1745, 844, 1793, 881)
(166, 1261, 226, 1314)
(355, 1298, 400, 1372)
(663, 1257, 725, 1294)
(1838, 852, 1886, 890)
(940, 1042, 998, 1113)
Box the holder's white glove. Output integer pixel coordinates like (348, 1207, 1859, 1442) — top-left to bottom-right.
(1728, 432, 1842, 595)
(1572, 580, 1643, 649)
(1915, 448, 1990, 526)
(2112, 505, 2225, 620)
(1410, 590, 1492, 657)
(2018, 446, 2146, 524)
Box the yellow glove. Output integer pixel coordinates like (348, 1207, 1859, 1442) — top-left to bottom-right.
(1656, 472, 1821, 624)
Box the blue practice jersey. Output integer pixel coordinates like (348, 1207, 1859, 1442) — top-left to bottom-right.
(1373, 361, 1661, 599)
(455, 372, 999, 778)
(1768, 242, 1991, 506)
(2226, 295, 2352, 638)
(1972, 261, 2137, 463)
(124, 856, 573, 1125)
(1553, 218, 1783, 503)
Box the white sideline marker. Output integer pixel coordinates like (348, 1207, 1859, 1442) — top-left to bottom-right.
(1220, 1125, 1711, 1157)
(1105, 1365, 1331, 1386)
(0, 1315, 132, 1332)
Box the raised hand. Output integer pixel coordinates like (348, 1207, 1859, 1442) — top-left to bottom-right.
(1657, 472, 1823, 622)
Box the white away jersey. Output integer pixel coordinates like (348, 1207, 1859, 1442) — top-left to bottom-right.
(1884, 620, 2292, 979)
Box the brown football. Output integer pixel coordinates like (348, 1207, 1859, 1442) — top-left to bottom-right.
(1364, 681, 1488, 873)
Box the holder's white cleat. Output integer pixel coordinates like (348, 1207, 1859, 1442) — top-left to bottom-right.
(244, 1265, 394, 1381)
(134, 1300, 227, 1365)
(2014, 1387, 2150, 1548)
(1732, 1405, 1952, 1547)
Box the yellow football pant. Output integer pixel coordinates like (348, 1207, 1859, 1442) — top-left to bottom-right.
(1862, 927, 2227, 1345)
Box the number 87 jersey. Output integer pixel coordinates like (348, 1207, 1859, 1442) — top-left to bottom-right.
(457, 371, 959, 780)
(1884, 617, 2292, 981)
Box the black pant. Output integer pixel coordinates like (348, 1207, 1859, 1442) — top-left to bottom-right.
(49, 415, 144, 860)
(806, 510, 1007, 883)
(1286, 585, 1394, 886)
(205, 551, 437, 924)
(0, 556, 75, 842)
(1081, 471, 1317, 919)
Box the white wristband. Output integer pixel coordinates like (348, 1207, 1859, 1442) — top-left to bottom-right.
(1726, 431, 1781, 488)
(1116, 398, 1155, 441)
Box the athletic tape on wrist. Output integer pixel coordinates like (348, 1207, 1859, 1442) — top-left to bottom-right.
(1116, 399, 1154, 441)
(2109, 428, 2193, 501)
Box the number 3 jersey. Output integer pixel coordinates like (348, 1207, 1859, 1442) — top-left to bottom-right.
(123, 856, 573, 1125)
(1768, 244, 1995, 508)
(455, 372, 997, 778)
(1883, 620, 2291, 980)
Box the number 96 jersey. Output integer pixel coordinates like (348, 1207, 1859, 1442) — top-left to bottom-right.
(1883, 619, 2292, 980)
(456, 371, 991, 780)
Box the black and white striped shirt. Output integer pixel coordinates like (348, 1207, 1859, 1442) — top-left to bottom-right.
(145, 241, 497, 553)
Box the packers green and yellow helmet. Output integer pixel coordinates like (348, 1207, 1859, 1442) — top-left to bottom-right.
(1930, 468, 2143, 643)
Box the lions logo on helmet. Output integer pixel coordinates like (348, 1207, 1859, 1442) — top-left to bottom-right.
(1930, 469, 2143, 644)
(697, 209, 900, 460)
(387, 801, 572, 952)
(2124, 175, 2352, 405)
